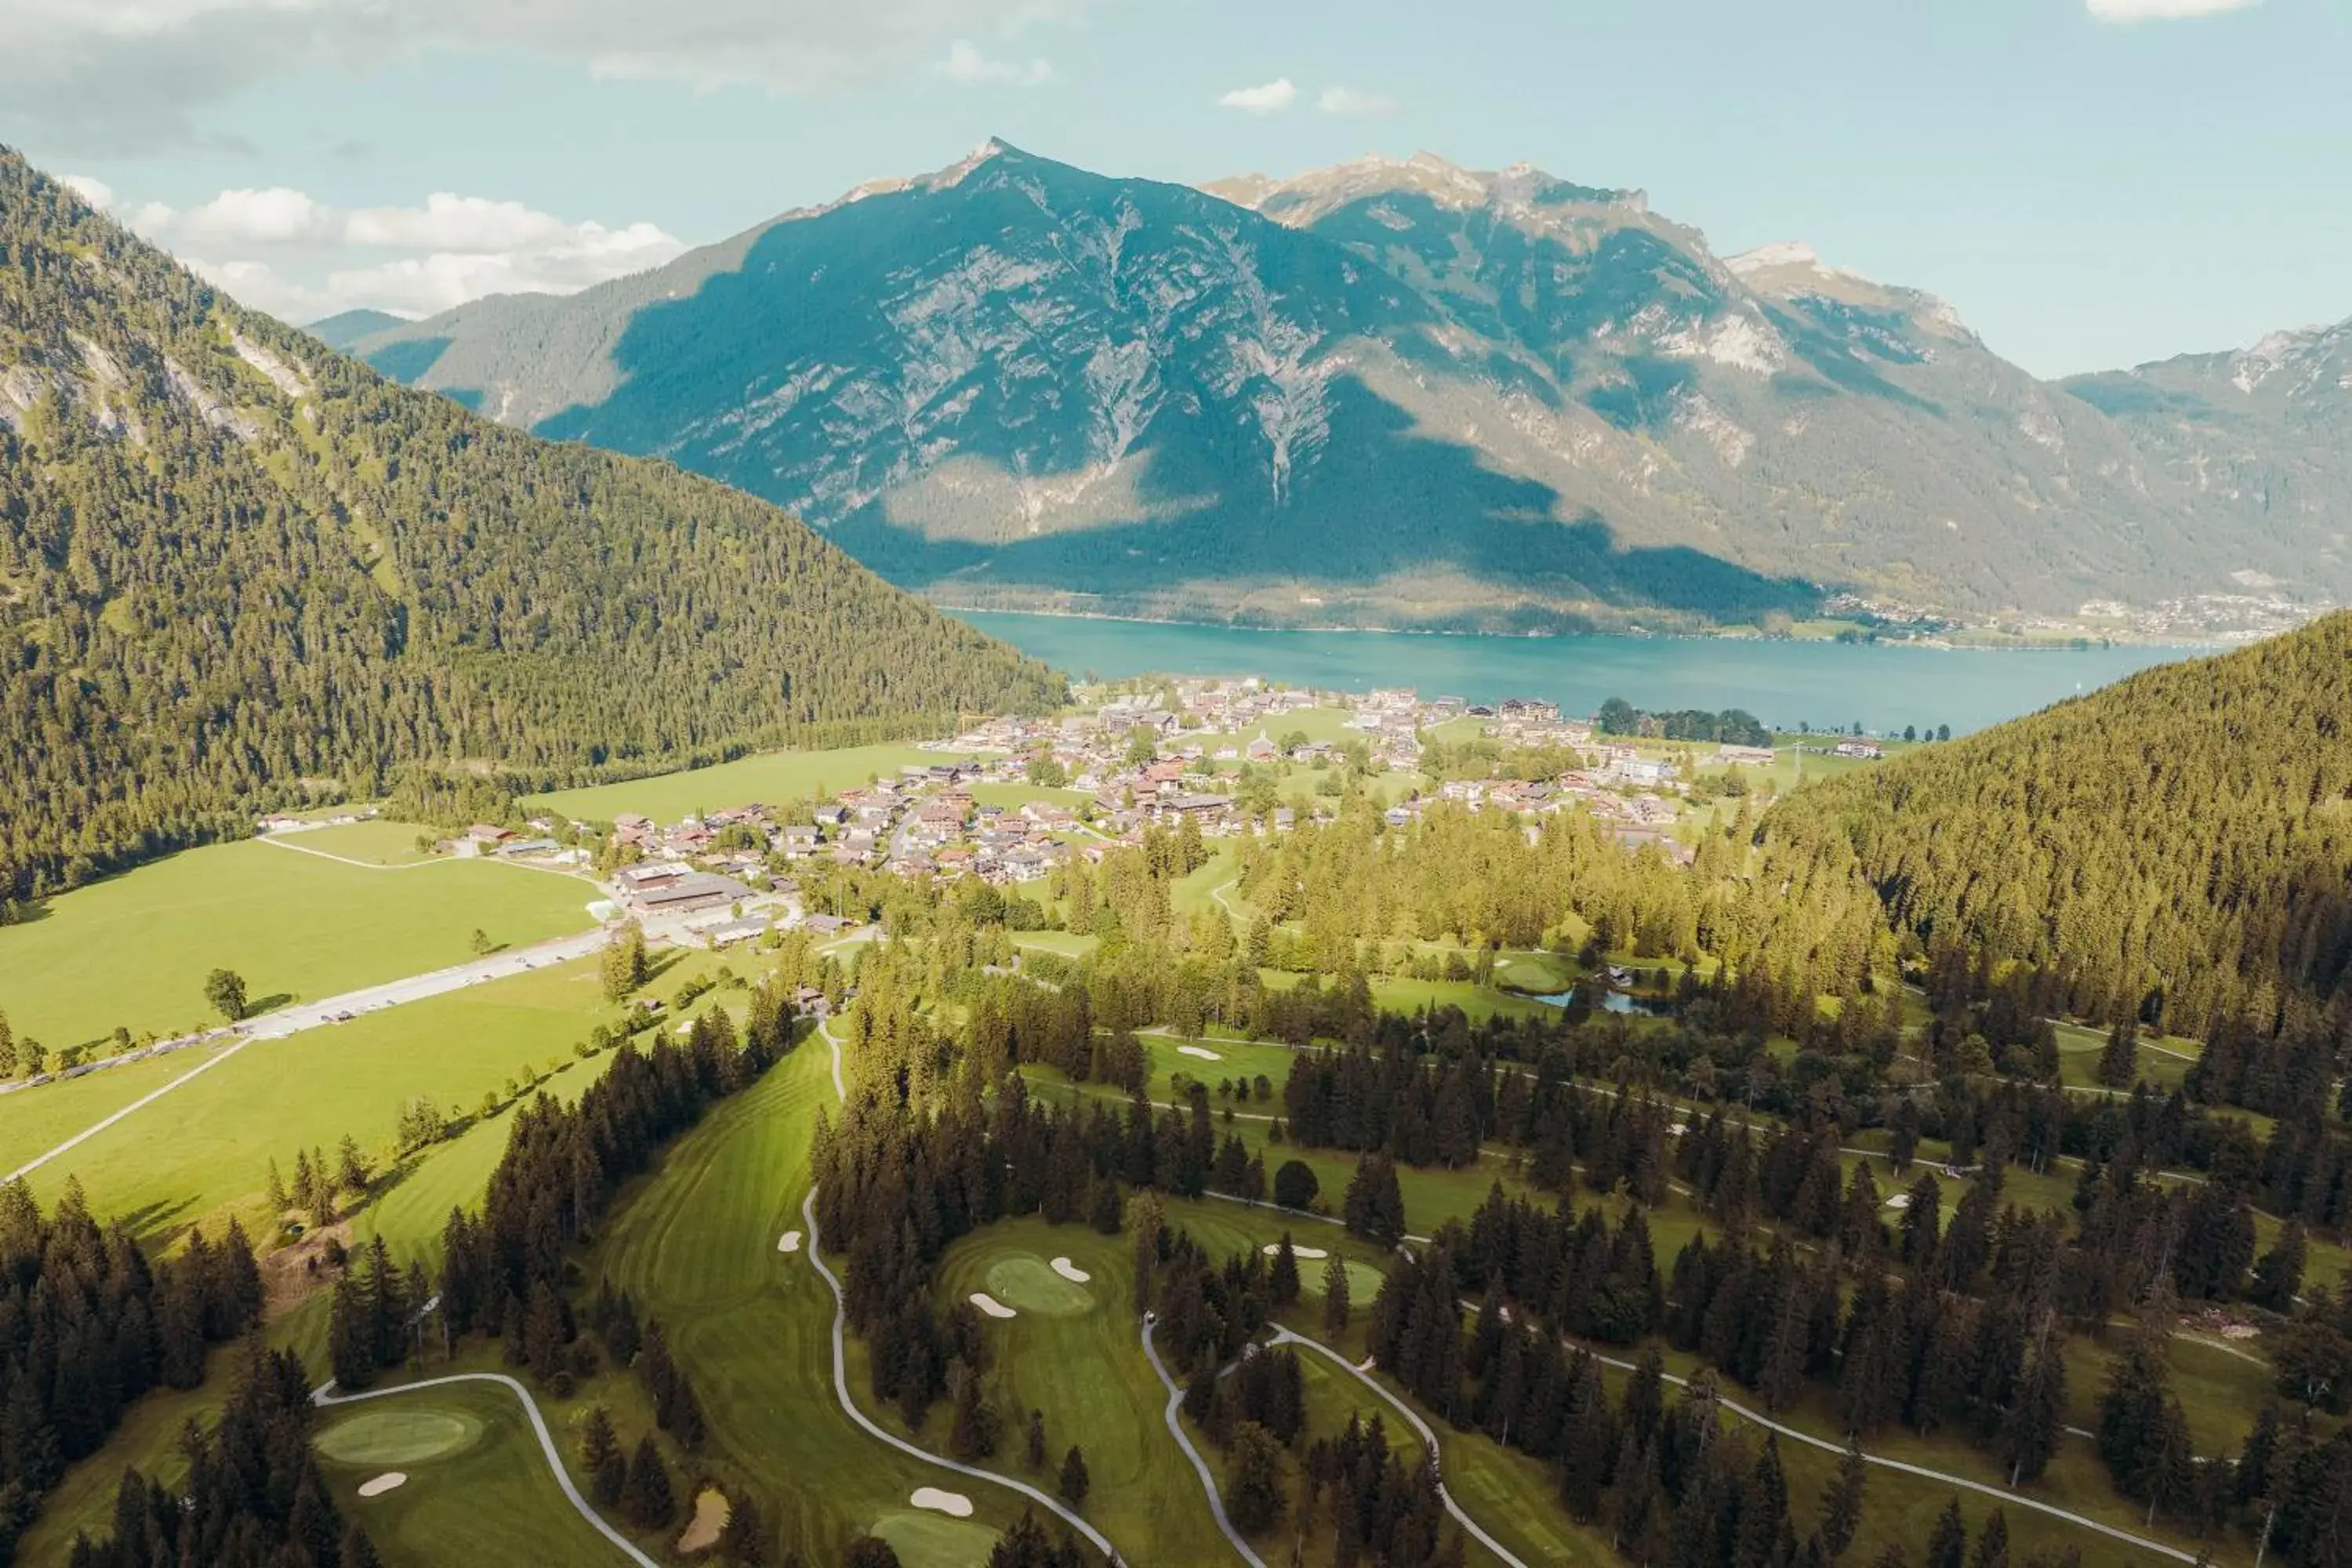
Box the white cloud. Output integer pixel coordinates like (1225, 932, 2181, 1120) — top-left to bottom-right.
(1218, 78, 1297, 114)
(0, 0, 1094, 154)
(60, 173, 115, 209)
(96, 182, 687, 322)
(935, 38, 1053, 86)
(2085, 0, 2260, 18)
(178, 186, 339, 246)
(1316, 85, 1396, 118)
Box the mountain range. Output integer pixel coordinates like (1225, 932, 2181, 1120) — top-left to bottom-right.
(347, 140, 2352, 635)
(0, 148, 1059, 902)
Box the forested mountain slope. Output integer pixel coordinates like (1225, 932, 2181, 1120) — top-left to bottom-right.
(0, 148, 1063, 905)
(1763, 615, 2352, 1039)
(353, 141, 2347, 632)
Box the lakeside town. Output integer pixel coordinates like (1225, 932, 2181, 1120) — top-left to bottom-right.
(270, 677, 1893, 960)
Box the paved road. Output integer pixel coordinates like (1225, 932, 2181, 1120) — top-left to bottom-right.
(806, 1018, 1123, 1561)
(1484, 1313, 2198, 1566)
(312, 1373, 659, 1568)
(1139, 1318, 1268, 1568)
(5, 926, 610, 1184)
(800, 1190, 1123, 1562)
(1270, 1328, 1530, 1568)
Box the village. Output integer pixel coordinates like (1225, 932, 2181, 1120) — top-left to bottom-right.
(316, 677, 1886, 956)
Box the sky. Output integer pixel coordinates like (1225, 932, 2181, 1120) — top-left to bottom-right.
(4, 0, 2344, 378)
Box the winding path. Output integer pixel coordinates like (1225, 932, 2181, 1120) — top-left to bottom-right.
(1518, 1330, 2199, 1565)
(799, 1190, 1123, 1563)
(1138, 1319, 1270, 1568)
(1269, 1329, 1530, 1568)
(310, 1372, 661, 1568)
(806, 1017, 1125, 1563)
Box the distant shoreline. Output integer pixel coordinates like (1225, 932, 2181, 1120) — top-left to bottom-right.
(937, 602, 2230, 655)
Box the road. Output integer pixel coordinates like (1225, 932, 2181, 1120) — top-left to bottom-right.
(5, 926, 612, 1184)
(1140, 1317, 1269, 1568)
(805, 1018, 1124, 1562)
(799, 1189, 1122, 1562)
(312, 1373, 660, 1568)
(1269, 1328, 1530, 1568)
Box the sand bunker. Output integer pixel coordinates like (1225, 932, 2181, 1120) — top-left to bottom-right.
(677, 1487, 730, 1553)
(969, 1292, 1018, 1319)
(777, 1230, 803, 1253)
(1051, 1256, 1091, 1283)
(357, 1473, 407, 1498)
(1177, 1044, 1222, 1061)
(910, 1486, 975, 1517)
(1882, 1193, 1911, 1210)
(1264, 1242, 1330, 1260)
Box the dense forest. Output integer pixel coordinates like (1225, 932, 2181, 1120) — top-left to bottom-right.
(0, 147, 1062, 905)
(1764, 613, 2352, 1040)
(64, 1346, 371, 1568)
(0, 1183, 263, 1564)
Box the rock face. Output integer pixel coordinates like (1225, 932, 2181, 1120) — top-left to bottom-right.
(354, 140, 2351, 631)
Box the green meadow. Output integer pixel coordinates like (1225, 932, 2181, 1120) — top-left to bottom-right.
(0, 836, 596, 1050)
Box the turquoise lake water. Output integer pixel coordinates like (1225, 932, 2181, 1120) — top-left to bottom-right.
(954, 612, 2205, 735)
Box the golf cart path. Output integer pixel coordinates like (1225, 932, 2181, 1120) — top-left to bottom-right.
(1139, 1317, 1269, 1568)
(808, 1019, 1124, 1562)
(310, 1372, 660, 1568)
(1271, 1328, 1530, 1568)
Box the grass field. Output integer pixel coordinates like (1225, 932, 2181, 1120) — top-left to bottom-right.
(0, 837, 597, 1050)
(314, 1383, 624, 1568)
(524, 742, 949, 824)
(279, 819, 442, 866)
(13, 955, 628, 1244)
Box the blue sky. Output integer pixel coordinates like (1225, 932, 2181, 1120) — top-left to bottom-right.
(5, 0, 2343, 376)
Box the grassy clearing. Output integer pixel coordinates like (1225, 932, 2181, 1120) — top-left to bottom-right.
(280, 818, 441, 866)
(314, 1382, 621, 1568)
(524, 742, 947, 823)
(0, 837, 596, 1050)
(17, 956, 627, 1244)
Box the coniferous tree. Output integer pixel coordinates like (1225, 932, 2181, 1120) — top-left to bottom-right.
(1925, 1497, 1967, 1568)
(581, 1406, 626, 1508)
(1058, 1446, 1091, 1510)
(1226, 1421, 1289, 1534)
(1270, 1234, 1301, 1305)
(622, 1435, 677, 1530)
(1817, 1436, 1867, 1561)
(1316, 1252, 1355, 1344)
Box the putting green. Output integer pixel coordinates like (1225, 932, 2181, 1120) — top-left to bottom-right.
(982, 1254, 1094, 1317)
(870, 1509, 1003, 1566)
(1299, 1259, 1387, 1303)
(314, 1408, 485, 1468)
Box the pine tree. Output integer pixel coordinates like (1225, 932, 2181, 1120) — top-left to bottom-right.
(1226, 1421, 1288, 1534)
(1967, 1509, 2007, 1568)
(2095, 1017, 2139, 1087)
(1058, 1445, 1091, 1509)
(2252, 1221, 2309, 1311)
(1270, 1233, 1301, 1305)
(719, 1494, 768, 1565)
(581, 1406, 626, 1507)
(1027, 1408, 1047, 1469)
(1817, 1435, 1867, 1561)
(1996, 1328, 2067, 1486)
(1322, 1253, 1353, 1338)
(328, 1272, 376, 1392)
(622, 1434, 677, 1530)
(1924, 1496, 1966, 1568)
